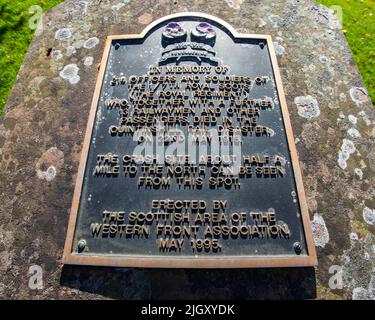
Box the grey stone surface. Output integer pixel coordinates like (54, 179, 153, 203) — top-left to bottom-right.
(0, 0, 374, 299)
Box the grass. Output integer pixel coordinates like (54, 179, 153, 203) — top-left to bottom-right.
(0, 0, 62, 114)
(0, 0, 374, 114)
(317, 0, 375, 103)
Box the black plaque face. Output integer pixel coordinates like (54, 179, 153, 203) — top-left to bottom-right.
(63, 13, 317, 268)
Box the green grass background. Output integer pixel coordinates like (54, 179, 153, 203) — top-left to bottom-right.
(0, 0, 374, 114)
(319, 0, 374, 103)
(0, 0, 62, 113)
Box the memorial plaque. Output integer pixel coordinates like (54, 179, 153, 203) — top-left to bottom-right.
(63, 13, 317, 268)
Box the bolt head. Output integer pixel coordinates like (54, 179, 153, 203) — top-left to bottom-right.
(294, 242, 302, 255)
(77, 239, 87, 252)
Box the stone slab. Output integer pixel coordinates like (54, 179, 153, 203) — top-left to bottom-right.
(0, 0, 374, 299)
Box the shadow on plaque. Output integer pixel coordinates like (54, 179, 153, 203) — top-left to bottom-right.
(60, 266, 316, 299)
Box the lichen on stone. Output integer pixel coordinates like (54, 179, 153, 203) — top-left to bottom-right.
(273, 41, 285, 56)
(258, 19, 267, 28)
(354, 168, 363, 180)
(35, 147, 64, 182)
(348, 115, 358, 125)
(338, 139, 356, 170)
(51, 50, 63, 61)
(352, 271, 375, 300)
(294, 95, 320, 119)
(55, 28, 72, 41)
(311, 213, 330, 248)
(66, 0, 88, 18)
(66, 46, 77, 57)
(350, 87, 370, 107)
(352, 287, 371, 300)
(84, 56, 94, 67)
(59, 64, 80, 84)
(37, 166, 57, 182)
(309, 5, 341, 30)
(347, 128, 361, 139)
(363, 207, 375, 226)
(111, 2, 127, 11)
(268, 14, 285, 28)
(83, 37, 100, 49)
(350, 233, 359, 241)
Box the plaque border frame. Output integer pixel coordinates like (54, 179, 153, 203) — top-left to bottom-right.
(63, 12, 318, 268)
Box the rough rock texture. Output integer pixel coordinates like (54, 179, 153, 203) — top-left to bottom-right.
(0, 0, 374, 300)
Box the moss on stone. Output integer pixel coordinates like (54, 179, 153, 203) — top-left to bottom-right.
(0, 0, 63, 114)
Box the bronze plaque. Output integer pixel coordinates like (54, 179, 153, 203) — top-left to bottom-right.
(63, 13, 317, 268)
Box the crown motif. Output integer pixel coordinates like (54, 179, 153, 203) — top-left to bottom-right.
(160, 22, 218, 65)
(162, 22, 187, 45)
(191, 22, 216, 45)
(162, 22, 217, 47)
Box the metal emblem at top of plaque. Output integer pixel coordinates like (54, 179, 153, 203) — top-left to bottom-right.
(63, 13, 317, 268)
